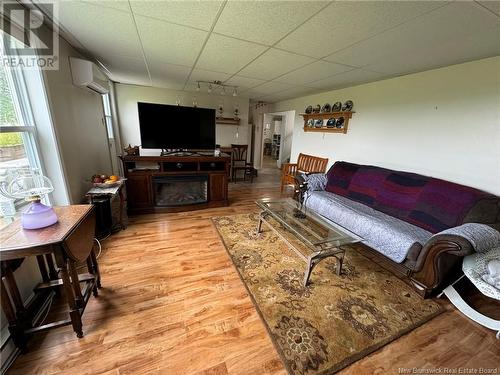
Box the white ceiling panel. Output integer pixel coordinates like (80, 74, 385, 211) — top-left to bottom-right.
(196, 34, 268, 74)
(136, 15, 207, 67)
(305, 69, 389, 90)
(188, 69, 232, 84)
(51, 0, 500, 101)
(274, 60, 354, 85)
(477, 1, 500, 16)
(260, 86, 318, 102)
(98, 55, 148, 81)
(223, 75, 266, 91)
(238, 48, 315, 80)
(148, 62, 191, 89)
(243, 81, 297, 96)
(80, 0, 131, 13)
(214, 1, 328, 46)
(276, 1, 448, 58)
(57, 2, 143, 59)
(325, 1, 500, 75)
(130, 0, 224, 31)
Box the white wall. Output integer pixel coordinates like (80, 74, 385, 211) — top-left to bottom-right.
(114, 84, 250, 155)
(43, 38, 112, 203)
(273, 56, 500, 195)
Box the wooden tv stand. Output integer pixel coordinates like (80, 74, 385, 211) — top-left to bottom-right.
(120, 153, 230, 214)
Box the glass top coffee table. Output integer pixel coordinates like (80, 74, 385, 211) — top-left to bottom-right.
(255, 198, 362, 286)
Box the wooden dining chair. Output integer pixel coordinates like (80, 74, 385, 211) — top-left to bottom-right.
(231, 144, 255, 182)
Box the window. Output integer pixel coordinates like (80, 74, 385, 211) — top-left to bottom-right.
(102, 93, 114, 139)
(0, 31, 44, 203)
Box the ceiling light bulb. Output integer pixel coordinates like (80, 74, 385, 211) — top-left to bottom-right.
(196, 82, 200, 92)
(208, 84, 212, 94)
(221, 87, 226, 96)
(233, 88, 237, 97)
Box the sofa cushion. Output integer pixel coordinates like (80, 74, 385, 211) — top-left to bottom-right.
(325, 161, 495, 233)
(306, 191, 432, 263)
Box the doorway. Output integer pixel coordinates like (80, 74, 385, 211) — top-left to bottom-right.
(260, 110, 295, 171)
(262, 114, 282, 172)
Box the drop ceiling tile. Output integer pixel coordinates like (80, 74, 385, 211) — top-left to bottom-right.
(477, 1, 500, 16)
(214, 1, 328, 45)
(148, 61, 192, 89)
(57, 2, 143, 59)
(243, 81, 296, 96)
(98, 55, 148, 80)
(325, 1, 500, 75)
(196, 34, 268, 74)
(305, 69, 389, 90)
(224, 75, 266, 91)
(275, 1, 448, 58)
(274, 60, 354, 85)
(238, 48, 315, 80)
(260, 86, 318, 102)
(130, 0, 223, 31)
(136, 15, 208, 67)
(188, 69, 232, 84)
(80, 0, 131, 13)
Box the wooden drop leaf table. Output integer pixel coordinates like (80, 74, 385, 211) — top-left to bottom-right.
(0, 205, 101, 352)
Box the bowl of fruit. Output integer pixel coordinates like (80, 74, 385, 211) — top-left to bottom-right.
(92, 174, 122, 188)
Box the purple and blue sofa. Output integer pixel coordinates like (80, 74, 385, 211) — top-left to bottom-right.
(304, 161, 500, 297)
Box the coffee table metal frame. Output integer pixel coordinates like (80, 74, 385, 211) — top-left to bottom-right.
(256, 198, 361, 286)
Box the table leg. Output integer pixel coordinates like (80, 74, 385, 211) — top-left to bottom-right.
(68, 260, 84, 308)
(3, 267, 26, 319)
(1, 277, 27, 352)
(54, 249, 83, 338)
(90, 248, 101, 289)
(86, 257, 98, 297)
(303, 256, 321, 287)
(36, 255, 49, 282)
(257, 212, 269, 234)
(45, 254, 58, 280)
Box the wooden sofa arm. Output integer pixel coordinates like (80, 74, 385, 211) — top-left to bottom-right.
(410, 235, 474, 297)
(281, 163, 298, 176)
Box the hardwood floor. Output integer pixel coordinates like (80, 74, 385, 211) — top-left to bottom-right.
(7, 175, 500, 374)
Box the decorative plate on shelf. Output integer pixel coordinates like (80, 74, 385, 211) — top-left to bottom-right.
(326, 118, 336, 128)
(305, 105, 313, 114)
(313, 104, 321, 113)
(321, 103, 331, 113)
(342, 100, 354, 111)
(336, 117, 345, 129)
(332, 101, 342, 112)
(314, 119, 323, 128)
(306, 119, 315, 127)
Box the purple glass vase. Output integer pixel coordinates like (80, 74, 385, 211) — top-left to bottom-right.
(22, 201, 58, 230)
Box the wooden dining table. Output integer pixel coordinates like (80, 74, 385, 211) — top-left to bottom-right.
(0, 205, 100, 351)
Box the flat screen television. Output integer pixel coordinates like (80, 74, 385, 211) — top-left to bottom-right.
(138, 102, 216, 150)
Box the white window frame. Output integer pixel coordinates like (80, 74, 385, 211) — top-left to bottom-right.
(1, 32, 46, 205)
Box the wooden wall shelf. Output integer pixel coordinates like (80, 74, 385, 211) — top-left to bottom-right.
(300, 111, 354, 134)
(216, 117, 240, 125)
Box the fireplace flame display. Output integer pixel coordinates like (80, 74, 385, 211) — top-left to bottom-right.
(153, 176, 208, 207)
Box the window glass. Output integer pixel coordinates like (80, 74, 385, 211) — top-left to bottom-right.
(0, 61, 20, 127)
(0, 31, 43, 204)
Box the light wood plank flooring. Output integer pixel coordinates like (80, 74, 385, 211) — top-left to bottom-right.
(7, 176, 500, 374)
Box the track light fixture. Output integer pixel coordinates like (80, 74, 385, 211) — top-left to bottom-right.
(197, 80, 238, 97)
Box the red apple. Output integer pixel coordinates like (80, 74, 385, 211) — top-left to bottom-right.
(93, 177, 103, 183)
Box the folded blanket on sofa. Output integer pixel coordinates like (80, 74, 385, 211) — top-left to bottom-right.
(435, 223, 500, 253)
(305, 190, 432, 263)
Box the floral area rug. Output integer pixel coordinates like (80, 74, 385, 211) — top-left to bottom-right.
(212, 213, 443, 375)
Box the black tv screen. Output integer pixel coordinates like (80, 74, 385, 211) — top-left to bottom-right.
(138, 102, 215, 149)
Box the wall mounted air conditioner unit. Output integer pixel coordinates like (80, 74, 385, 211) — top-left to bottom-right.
(69, 57, 109, 94)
